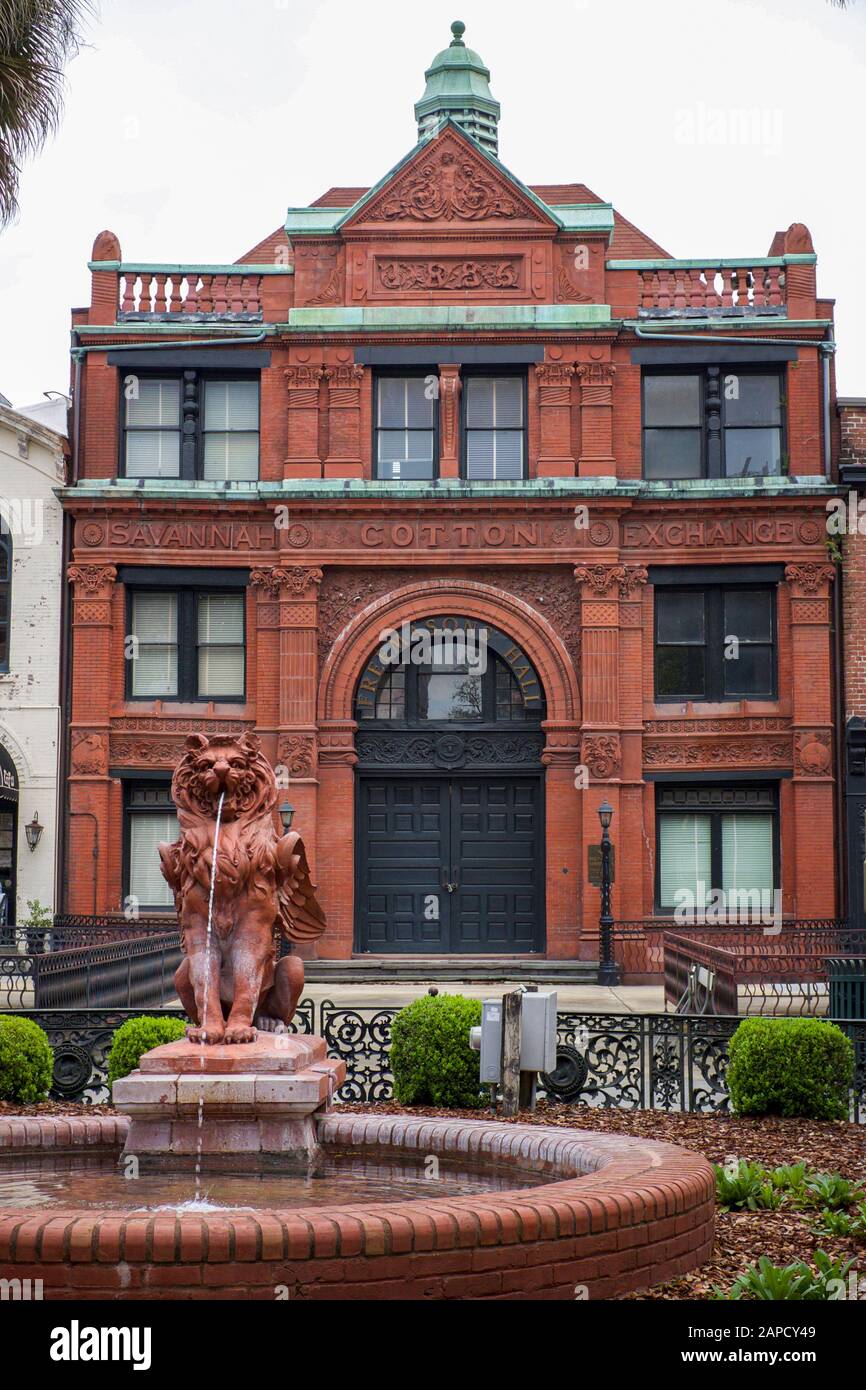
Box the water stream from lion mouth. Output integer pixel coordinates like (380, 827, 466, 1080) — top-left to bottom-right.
(194, 789, 225, 1204)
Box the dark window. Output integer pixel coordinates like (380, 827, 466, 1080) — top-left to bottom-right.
(375, 374, 437, 480)
(124, 783, 179, 910)
(0, 533, 10, 671)
(655, 585, 776, 701)
(463, 375, 526, 480)
(643, 368, 784, 479)
(122, 374, 259, 481)
(128, 588, 245, 701)
(656, 784, 778, 915)
(357, 653, 544, 725)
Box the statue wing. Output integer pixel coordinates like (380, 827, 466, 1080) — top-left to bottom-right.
(275, 831, 327, 942)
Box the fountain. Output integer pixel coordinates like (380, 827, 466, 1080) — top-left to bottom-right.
(113, 733, 344, 1171)
(0, 734, 716, 1300)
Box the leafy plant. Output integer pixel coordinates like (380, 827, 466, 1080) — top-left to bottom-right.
(716, 1251, 855, 1301)
(727, 1018, 854, 1121)
(390, 994, 483, 1109)
(769, 1162, 809, 1192)
(107, 1015, 187, 1088)
(801, 1172, 866, 1210)
(22, 899, 52, 931)
(809, 1207, 858, 1239)
(714, 1160, 774, 1210)
(0, 1014, 53, 1101)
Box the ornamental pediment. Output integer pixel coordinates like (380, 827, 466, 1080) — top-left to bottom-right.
(340, 127, 558, 234)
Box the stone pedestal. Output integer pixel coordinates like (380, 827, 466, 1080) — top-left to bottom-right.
(113, 1034, 346, 1173)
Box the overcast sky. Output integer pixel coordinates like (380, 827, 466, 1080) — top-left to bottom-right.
(1, 0, 864, 406)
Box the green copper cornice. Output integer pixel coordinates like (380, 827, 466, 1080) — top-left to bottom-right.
(287, 304, 612, 330)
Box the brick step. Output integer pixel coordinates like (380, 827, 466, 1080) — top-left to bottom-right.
(304, 957, 602, 985)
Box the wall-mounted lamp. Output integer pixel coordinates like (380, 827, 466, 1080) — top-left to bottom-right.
(24, 811, 43, 852)
(279, 802, 295, 833)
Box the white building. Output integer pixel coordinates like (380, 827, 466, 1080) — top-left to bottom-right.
(0, 401, 66, 925)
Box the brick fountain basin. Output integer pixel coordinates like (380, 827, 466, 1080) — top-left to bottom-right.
(0, 1110, 715, 1300)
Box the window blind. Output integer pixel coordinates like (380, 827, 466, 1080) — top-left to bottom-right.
(197, 594, 244, 697)
(131, 593, 178, 697)
(659, 814, 711, 909)
(129, 812, 179, 906)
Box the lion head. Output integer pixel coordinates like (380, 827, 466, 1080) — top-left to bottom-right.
(172, 732, 277, 825)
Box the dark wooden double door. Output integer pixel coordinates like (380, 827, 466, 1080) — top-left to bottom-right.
(357, 776, 544, 954)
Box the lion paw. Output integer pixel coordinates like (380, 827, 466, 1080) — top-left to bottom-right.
(187, 1024, 225, 1046)
(254, 1015, 288, 1035)
(224, 1025, 258, 1045)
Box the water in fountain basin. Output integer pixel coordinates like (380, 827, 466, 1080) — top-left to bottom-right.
(195, 789, 225, 1204)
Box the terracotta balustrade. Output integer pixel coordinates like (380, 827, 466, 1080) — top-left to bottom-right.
(637, 260, 786, 316)
(118, 267, 272, 318)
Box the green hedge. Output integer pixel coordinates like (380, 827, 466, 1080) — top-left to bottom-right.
(0, 1015, 54, 1102)
(727, 1018, 854, 1121)
(390, 994, 483, 1108)
(107, 1015, 187, 1088)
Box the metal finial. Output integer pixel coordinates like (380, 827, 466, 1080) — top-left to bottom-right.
(451, 20, 466, 45)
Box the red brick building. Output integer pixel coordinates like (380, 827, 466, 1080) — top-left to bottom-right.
(61, 22, 843, 964)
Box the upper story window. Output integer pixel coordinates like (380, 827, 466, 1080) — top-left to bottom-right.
(376, 374, 436, 480)
(373, 371, 527, 481)
(0, 533, 10, 672)
(123, 374, 259, 482)
(128, 587, 246, 702)
(464, 375, 525, 480)
(643, 368, 784, 480)
(655, 584, 776, 702)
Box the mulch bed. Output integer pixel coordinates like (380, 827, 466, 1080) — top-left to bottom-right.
(2, 1098, 864, 1298)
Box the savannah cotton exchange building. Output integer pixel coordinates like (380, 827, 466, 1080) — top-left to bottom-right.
(62, 23, 843, 964)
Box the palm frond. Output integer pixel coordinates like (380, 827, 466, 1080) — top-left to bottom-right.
(0, 0, 95, 225)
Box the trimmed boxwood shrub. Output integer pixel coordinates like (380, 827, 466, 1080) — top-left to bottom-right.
(0, 1015, 54, 1102)
(107, 1015, 187, 1088)
(727, 1017, 854, 1121)
(390, 994, 483, 1108)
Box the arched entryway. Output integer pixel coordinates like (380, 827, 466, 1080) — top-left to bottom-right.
(316, 579, 582, 959)
(353, 617, 546, 954)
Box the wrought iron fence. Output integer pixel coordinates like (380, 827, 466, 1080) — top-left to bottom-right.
(9, 1000, 866, 1121)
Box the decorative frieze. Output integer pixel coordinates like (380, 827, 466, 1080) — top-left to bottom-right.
(643, 739, 791, 769)
(376, 258, 522, 292)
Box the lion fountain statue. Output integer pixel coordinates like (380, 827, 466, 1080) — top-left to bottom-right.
(158, 732, 325, 1045)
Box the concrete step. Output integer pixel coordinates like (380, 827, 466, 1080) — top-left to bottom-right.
(304, 957, 602, 985)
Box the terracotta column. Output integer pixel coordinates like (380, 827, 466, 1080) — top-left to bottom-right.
(535, 363, 576, 477)
(576, 361, 616, 476)
(284, 365, 324, 478)
(315, 720, 358, 959)
(324, 364, 365, 479)
(541, 723, 583, 959)
(785, 562, 838, 919)
(574, 564, 648, 956)
(438, 365, 462, 479)
(66, 564, 117, 913)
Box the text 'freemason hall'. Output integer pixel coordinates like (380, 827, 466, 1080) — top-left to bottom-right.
(62, 22, 841, 963)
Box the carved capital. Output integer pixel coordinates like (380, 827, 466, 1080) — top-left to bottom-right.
(251, 567, 323, 599)
(67, 564, 117, 597)
(785, 562, 837, 595)
(794, 730, 833, 778)
(582, 734, 622, 779)
(326, 363, 365, 391)
(575, 564, 648, 599)
(576, 362, 617, 393)
(277, 733, 317, 779)
(284, 366, 325, 392)
(535, 363, 576, 389)
(317, 721, 358, 768)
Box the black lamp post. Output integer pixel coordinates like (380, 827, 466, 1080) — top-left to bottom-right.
(597, 801, 619, 987)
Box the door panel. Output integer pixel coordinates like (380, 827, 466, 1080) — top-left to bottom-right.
(358, 780, 449, 952)
(358, 776, 543, 954)
(450, 780, 541, 953)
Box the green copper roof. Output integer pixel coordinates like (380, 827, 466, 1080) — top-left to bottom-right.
(415, 21, 501, 155)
